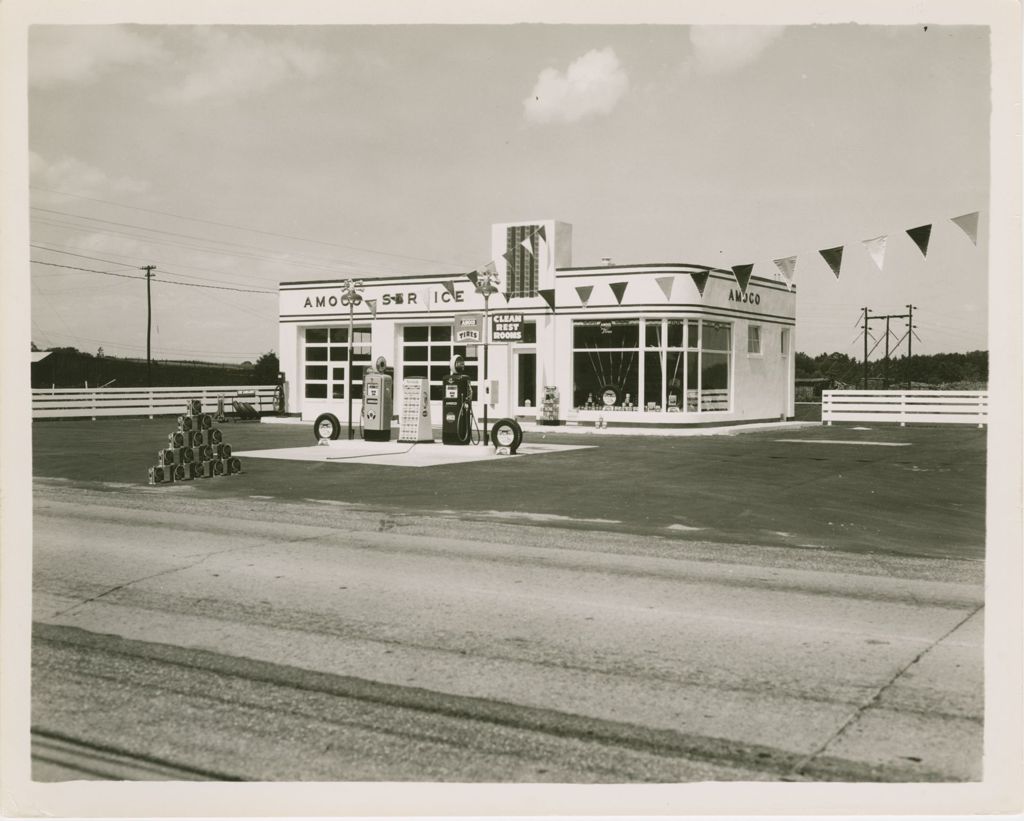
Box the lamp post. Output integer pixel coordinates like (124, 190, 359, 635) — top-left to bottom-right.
(341, 278, 364, 440)
(473, 269, 500, 445)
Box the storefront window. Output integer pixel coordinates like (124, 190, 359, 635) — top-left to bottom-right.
(303, 326, 372, 400)
(572, 320, 640, 409)
(572, 318, 730, 412)
(402, 324, 479, 401)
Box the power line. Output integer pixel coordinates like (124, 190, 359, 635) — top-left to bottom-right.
(32, 214, 393, 281)
(30, 260, 276, 294)
(31, 241, 284, 289)
(32, 185, 470, 268)
(31, 206, 462, 279)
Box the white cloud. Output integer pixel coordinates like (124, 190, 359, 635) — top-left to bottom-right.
(30, 151, 151, 198)
(687, 26, 785, 75)
(523, 48, 629, 125)
(30, 26, 166, 88)
(163, 29, 336, 104)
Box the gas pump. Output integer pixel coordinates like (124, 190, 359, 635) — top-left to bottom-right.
(361, 356, 394, 442)
(441, 355, 474, 445)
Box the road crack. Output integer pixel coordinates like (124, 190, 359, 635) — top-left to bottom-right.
(786, 603, 983, 778)
(49, 533, 331, 618)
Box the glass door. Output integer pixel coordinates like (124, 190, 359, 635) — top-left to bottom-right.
(515, 351, 537, 409)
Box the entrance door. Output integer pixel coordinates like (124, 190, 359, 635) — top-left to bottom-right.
(515, 351, 537, 409)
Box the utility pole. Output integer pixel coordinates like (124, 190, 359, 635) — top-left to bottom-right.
(142, 266, 155, 387)
(860, 306, 918, 391)
(906, 304, 916, 388)
(862, 307, 870, 389)
(883, 316, 891, 388)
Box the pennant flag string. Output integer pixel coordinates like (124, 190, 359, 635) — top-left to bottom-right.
(609, 281, 628, 305)
(731, 264, 753, 293)
(861, 235, 888, 272)
(906, 224, 932, 257)
(732, 209, 978, 289)
(951, 212, 979, 245)
(819, 245, 844, 278)
(690, 270, 710, 298)
(773, 257, 797, 291)
(655, 276, 674, 301)
(575, 284, 593, 307)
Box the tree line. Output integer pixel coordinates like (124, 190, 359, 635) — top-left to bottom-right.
(795, 350, 987, 388)
(31, 345, 280, 389)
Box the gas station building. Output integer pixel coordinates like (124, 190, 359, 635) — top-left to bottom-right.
(278, 220, 796, 428)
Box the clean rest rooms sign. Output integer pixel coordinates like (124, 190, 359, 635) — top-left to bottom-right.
(491, 313, 523, 342)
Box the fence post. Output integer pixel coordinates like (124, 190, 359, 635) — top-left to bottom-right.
(823, 391, 831, 426)
(91, 390, 97, 422)
(148, 390, 154, 420)
(900, 391, 907, 427)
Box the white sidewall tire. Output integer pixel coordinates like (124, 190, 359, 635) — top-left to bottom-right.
(314, 413, 341, 441)
(490, 418, 523, 454)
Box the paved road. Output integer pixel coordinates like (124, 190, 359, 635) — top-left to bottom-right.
(31, 481, 983, 782)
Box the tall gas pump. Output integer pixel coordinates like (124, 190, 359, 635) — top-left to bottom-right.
(361, 356, 394, 442)
(441, 354, 474, 445)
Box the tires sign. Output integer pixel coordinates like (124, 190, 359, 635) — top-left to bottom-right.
(454, 314, 484, 344)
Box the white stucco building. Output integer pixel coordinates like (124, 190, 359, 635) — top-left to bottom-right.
(278, 220, 796, 428)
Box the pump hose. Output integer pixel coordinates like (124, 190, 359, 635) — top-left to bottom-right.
(468, 405, 480, 445)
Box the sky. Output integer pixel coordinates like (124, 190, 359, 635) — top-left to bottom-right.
(25, 23, 991, 362)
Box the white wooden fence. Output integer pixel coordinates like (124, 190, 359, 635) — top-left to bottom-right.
(822, 390, 987, 427)
(32, 385, 280, 420)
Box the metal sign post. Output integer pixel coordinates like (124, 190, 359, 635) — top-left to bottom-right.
(341, 278, 364, 440)
(472, 271, 500, 445)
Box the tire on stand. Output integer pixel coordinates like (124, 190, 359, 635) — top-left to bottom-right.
(313, 413, 342, 442)
(490, 418, 523, 454)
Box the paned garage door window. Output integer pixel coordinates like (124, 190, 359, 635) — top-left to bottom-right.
(401, 324, 479, 401)
(303, 326, 372, 400)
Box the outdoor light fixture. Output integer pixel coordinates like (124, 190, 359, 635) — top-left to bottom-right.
(340, 278, 365, 440)
(473, 268, 500, 445)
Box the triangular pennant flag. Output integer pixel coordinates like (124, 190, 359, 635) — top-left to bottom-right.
(442, 280, 457, 298)
(861, 235, 888, 272)
(731, 264, 753, 293)
(906, 224, 932, 257)
(655, 276, 674, 301)
(690, 270, 709, 297)
(575, 284, 593, 307)
(773, 256, 797, 290)
(521, 237, 534, 256)
(609, 281, 628, 305)
(481, 259, 498, 275)
(365, 298, 378, 318)
(819, 245, 844, 278)
(465, 270, 479, 287)
(538, 288, 556, 311)
(537, 225, 546, 242)
(951, 212, 979, 245)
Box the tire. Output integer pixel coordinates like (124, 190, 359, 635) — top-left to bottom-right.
(313, 413, 341, 441)
(490, 418, 523, 454)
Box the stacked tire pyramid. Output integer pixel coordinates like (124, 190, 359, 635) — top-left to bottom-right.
(148, 399, 242, 484)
